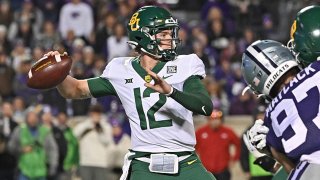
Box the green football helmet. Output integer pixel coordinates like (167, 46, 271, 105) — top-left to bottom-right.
(242, 40, 299, 99)
(127, 6, 180, 61)
(289, 5, 320, 66)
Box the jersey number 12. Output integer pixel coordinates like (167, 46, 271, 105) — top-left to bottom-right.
(134, 87, 173, 130)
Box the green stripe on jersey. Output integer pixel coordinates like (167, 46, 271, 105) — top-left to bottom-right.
(87, 77, 117, 97)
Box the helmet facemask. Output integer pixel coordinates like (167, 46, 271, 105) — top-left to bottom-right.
(153, 26, 180, 61)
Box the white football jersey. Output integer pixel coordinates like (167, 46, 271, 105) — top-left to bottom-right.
(100, 54, 206, 152)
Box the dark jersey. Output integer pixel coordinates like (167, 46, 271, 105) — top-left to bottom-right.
(264, 61, 320, 163)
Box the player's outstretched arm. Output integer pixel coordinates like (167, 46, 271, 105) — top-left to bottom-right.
(57, 75, 91, 99)
(44, 51, 92, 99)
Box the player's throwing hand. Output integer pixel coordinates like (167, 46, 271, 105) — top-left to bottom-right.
(144, 69, 173, 95)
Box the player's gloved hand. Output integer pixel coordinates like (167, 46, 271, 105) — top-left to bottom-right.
(244, 133, 277, 173)
(253, 155, 277, 173)
(247, 119, 269, 150)
(243, 132, 265, 158)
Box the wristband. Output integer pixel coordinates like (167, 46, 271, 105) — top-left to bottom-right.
(164, 86, 174, 96)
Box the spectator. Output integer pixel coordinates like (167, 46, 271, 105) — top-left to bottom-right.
(36, 21, 61, 51)
(8, 109, 58, 180)
(240, 103, 273, 180)
(214, 58, 235, 99)
(40, 105, 61, 180)
(13, 55, 40, 106)
(0, 52, 15, 100)
(0, 102, 18, 139)
(33, 0, 64, 23)
(0, 25, 12, 54)
(106, 22, 129, 61)
(109, 119, 130, 180)
(176, 26, 193, 55)
(196, 109, 240, 180)
(237, 27, 256, 53)
(59, 0, 94, 41)
(8, 4, 42, 47)
(73, 104, 114, 180)
(228, 90, 257, 115)
(91, 55, 106, 77)
(40, 88, 67, 117)
(0, 133, 16, 180)
(192, 27, 217, 75)
(14, 0, 44, 36)
(54, 112, 79, 180)
(12, 96, 27, 124)
(61, 30, 76, 53)
(193, 40, 211, 74)
(0, 101, 18, 180)
(82, 46, 95, 78)
(10, 39, 31, 71)
(0, 1, 14, 28)
(95, 11, 117, 56)
(31, 46, 45, 63)
(117, 1, 132, 25)
(203, 76, 229, 115)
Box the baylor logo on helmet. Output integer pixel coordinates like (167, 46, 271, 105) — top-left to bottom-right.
(290, 20, 297, 39)
(129, 12, 140, 31)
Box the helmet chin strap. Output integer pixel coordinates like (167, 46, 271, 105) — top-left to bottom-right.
(241, 86, 251, 96)
(241, 85, 269, 100)
(140, 48, 162, 59)
(286, 39, 304, 65)
(286, 39, 294, 49)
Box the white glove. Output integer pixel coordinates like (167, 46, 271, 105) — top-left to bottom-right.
(247, 119, 269, 150)
(243, 132, 265, 158)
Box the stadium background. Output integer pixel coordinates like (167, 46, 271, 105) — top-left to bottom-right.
(0, 0, 317, 180)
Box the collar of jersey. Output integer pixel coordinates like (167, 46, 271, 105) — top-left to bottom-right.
(131, 57, 166, 80)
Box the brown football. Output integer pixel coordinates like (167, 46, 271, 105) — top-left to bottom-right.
(27, 54, 72, 89)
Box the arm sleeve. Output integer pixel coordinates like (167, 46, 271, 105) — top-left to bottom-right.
(170, 75, 213, 116)
(87, 77, 117, 97)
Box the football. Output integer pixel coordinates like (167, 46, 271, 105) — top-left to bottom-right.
(27, 54, 72, 89)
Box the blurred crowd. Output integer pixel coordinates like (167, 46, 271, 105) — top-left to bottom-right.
(0, 0, 319, 179)
(0, 0, 317, 117)
(0, 102, 130, 180)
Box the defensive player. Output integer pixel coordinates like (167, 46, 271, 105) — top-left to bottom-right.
(244, 5, 320, 179)
(242, 39, 320, 179)
(247, 5, 320, 146)
(45, 6, 215, 180)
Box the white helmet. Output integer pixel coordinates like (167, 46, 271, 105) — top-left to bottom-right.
(241, 40, 299, 98)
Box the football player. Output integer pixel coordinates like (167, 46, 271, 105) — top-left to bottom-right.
(45, 6, 215, 180)
(288, 5, 320, 67)
(245, 5, 320, 179)
(242, 39, 320, 179)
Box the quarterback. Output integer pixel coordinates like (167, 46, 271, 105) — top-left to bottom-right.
(45, 6, 215, 180)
